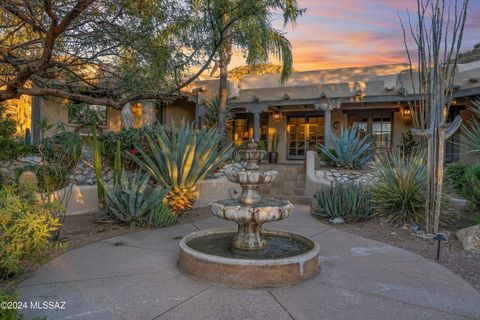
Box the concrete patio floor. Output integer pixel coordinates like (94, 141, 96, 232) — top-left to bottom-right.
(19, 205, 480, 320)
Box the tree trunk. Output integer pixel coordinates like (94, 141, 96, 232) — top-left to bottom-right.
(218, 45, 231, 147)
(217, 12, 232, 148)
(121, 103, 134, 129)
(142, 100, 156, 127)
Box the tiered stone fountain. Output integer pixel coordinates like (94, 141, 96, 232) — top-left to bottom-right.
(179, 141, 320, 288)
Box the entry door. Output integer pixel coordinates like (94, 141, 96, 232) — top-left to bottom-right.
(287, 116, 324, 160)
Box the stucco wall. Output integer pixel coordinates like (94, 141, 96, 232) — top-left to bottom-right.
(40, 97, 69, 137)
(60, 178, 240, 215)
(165, 100, 196, 127)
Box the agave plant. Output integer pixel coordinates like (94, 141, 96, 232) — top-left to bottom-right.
(127, 124, 234, 214)
(313, 182, 373, 222)
(461, 98, 480, 155)
(102, 170, 169, 226)
(318, 125, 373, 170)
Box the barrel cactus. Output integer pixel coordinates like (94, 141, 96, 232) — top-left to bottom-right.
(127, 124, 234, 214)
(18, 170, 39, 194)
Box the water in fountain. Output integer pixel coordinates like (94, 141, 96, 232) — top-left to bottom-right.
(178, 140, 320, 287)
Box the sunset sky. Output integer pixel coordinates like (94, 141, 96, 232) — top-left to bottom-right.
(230, 0, 480, 71)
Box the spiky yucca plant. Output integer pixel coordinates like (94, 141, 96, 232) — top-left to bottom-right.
(102, 170, 168, 226)
(127, 124, 234, 214)
(203, 95, 233, 129)
(371, 149, 427, 224)
(461, 98, 480, 155)
(318, 125, 373, 170)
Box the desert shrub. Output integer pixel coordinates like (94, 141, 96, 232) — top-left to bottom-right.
(101, 170, 169, 226)
(127, 124, 234, 214)
(15, 163, 70, 192)
(370, 149, 452, 224)
(203, 95, 233, 128)
(318, 125, 373, 169)
(146, 204, 177, 227)
(463, 163, 480, 207)
(445, 162, 468, 193)
(0, 290, 47, 320)
(0, 117, 37, 161)
(39, 131, 81, 169)
(461, 98, 480, 155)
(238, 140, 266, 150)
(0, 291, 22, 319)
(98, 125, 174, 163)
(397, 131, 419, 157)
(0, 186, 61, 278)
(371, 150, 426, 224)
(313, 182, 373, 222)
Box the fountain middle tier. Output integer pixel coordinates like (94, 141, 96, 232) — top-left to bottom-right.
(212, 198, 294, 250)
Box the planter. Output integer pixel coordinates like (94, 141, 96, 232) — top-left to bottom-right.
(268, 152, 278, 163)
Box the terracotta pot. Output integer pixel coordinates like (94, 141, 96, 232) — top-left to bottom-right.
(268, 152, 278, 163)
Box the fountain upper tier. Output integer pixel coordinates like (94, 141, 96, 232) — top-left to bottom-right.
(225, 141, 279, 205)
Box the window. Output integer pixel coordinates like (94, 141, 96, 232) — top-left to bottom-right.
(68, 103, 107, 126)
(233, 118, 249, 146)
(287, 116, 324, 159)
(348, 113, 392, 151)
(372, 118, 392, 150)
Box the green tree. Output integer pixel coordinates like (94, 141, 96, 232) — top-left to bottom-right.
(197, 0, 303, 146)
(0, 0, 236, 108)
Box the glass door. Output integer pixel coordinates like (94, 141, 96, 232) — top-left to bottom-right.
(372, 117, 392, 151)
(287, 116, 324, 160)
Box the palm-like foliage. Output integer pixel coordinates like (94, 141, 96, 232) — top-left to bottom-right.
(318, 125, 373, 170)
(102, 170, 169, 226)
(127, 124, 234, 214)
(203, 95, 233, 128)
(461, 98, 480, 155)
(371, 149, 427, 224)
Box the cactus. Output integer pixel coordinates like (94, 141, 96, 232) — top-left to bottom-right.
(92, 122, 104, 208)
(113, 140, 122, 187)
(101, 170, 169, 226)
(18, 171, 39, 195)
(271, 132, 279, 153)
(127, 124, 234, 214)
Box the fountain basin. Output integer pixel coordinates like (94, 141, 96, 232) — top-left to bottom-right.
(179, 227, 320, 288)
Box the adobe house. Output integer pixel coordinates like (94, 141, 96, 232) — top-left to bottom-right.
(19, 61, 480, 164)
(186, 62, 480, 164)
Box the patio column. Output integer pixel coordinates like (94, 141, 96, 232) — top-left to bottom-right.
(253, 111, 261, 141)
(324, 108, 332, 149)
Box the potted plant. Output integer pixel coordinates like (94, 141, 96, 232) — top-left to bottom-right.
(269, 133, 279, 163)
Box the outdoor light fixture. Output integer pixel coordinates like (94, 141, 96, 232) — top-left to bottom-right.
(402, 107, 412, 125)
(273, 111, 282, 121)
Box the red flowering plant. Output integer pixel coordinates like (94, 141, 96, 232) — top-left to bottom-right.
(98, 125, 172, 170)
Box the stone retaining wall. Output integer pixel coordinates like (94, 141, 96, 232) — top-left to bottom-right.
(314, 168, 374, 185)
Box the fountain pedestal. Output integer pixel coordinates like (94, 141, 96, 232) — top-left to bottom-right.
(178, 141, 320, 288)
